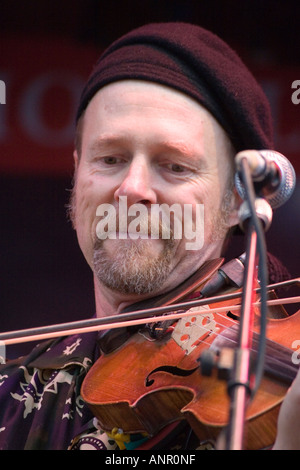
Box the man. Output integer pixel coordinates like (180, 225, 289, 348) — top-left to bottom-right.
(71, 79, 239, 317)
(0, 22, 296, 450)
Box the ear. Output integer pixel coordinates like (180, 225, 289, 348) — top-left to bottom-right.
(227, 187, 243, 229)
(73, 150, 79, 172)
(67, 151, 79, 230)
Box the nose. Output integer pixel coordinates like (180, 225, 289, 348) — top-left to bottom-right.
(114, 156, 157, 207)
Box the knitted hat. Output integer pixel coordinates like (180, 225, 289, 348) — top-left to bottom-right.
(76, 22, 274, 152)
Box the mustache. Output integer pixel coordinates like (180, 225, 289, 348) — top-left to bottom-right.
(94, 209, 177, 245)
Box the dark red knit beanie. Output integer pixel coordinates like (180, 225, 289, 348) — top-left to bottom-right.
(76, 22, 274, 152)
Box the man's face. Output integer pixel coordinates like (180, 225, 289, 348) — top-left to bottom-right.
(72, 80, 239, 298)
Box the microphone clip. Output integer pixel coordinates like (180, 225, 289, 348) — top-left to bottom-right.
(238, 198, 273, 233)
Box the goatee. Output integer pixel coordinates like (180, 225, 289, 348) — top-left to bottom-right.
(93, 238, 176, 295)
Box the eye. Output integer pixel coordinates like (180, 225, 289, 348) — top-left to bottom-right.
(169, 163, 186, 173)
(164, 162, 193, 175)
(103, 156, 122, 165)
(94, 155, 128, 167)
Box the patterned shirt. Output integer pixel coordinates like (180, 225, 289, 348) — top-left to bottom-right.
(0, 331, 212, 450)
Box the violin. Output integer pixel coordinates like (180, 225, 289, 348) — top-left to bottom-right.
(1, 257, 299, 450)
(79, 258, 300, 450)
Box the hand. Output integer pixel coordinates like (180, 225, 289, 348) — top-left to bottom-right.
(273, 367, 300, 449)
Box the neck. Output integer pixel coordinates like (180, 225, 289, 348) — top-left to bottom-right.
(93, 276, 154, 318)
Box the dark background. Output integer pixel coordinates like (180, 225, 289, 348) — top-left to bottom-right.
(0, 0, 299, 357)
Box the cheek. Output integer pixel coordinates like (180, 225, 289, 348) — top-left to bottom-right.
(185, 181, 221, 219)
(74, 177, 100, 260)
(75, 178, 96, 222)
(181, 184, 224, 242)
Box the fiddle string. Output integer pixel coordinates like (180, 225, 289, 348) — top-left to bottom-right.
(140, 305, 298, 386)
(161, 302, 300, 381)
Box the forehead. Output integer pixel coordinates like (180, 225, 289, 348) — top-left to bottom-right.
(84, 80, 213, 122)
(79, 80, 234, 160)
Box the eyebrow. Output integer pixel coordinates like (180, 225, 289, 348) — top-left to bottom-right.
(86, 134, 201, 163)
(158, 140, 198, 159)
(87, 135, 127, 154)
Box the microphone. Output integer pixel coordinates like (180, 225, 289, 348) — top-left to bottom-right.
(234, 150, 296, 209)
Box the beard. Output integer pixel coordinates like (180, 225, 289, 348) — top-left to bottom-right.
(93, 237, 176, 295)
(92, 206, 177, 295)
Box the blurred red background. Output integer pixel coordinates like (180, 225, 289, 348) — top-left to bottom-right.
(0, 0, 299, 356)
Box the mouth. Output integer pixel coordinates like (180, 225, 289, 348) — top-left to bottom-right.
(116, 231, 156, 240)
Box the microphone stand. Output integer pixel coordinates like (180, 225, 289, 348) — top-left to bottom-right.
(223, 161, 273, 450)
(225, 222, 258, 449)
